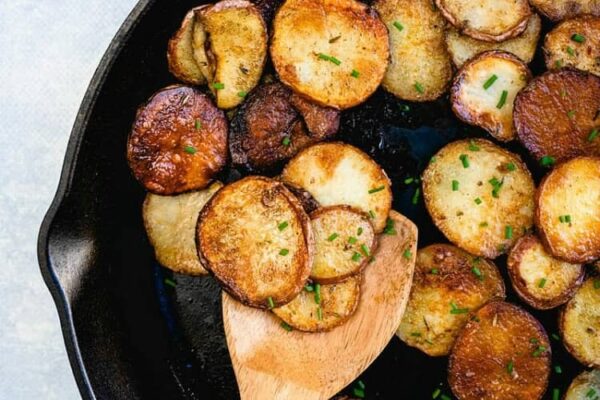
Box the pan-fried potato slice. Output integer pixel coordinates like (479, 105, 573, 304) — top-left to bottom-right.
(197, 176, 313, 309)
(127, 86, 228, 195)
(270, 0, 389, 109)
(310, 206, 377, 283)
(565, 369, 600, 400)
(530, 0, 600, 21)
(446, 14, 541, 68)
(435, 0, 531, 42)
(167, 9, 206, 85)
(448, 301, 551, 400)
(198, 0, 267, 109)
(281, 142, 392, 233)
(422, 139, 535, 258)
(514, 69, 600, 162)
(451, 51, 531, 142)
(396, 244, 505, 357)
(373, 0, 452, 102)
(544, 16, 600, 76)
(507, 234, 584, 309)
(191, 6, 211, 82)
(272, 275, 361, 332)
(143, 182, 222, 275)
(536, 157, 600, 263)
(560, 277, 600, 367)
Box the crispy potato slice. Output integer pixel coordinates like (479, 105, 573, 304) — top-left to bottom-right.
(167, 9, 206, 85)
(197, 176, 313, 308)
(272, 275, 361, 332)
(536, 157, 600, 263)
(127, 86, 228, 195)
(281, 142, 392, 233)
(373, 0, 452, 102)
(451, 51, 531, 142)
(270, 0, 389, 109)
(530, 0, 600, 21)
(446, 14, 541, 68)
(143, 182, 222, 275)
(396, 244, 505, 357)
(565, 369, 600, 399)
(560, 277, 600, 367)
(198, 0, 267, 109)
(310, 206, 377, 283)
(435, 0, 531, 42)
(507, 234, 584, 309)
(448, 301, 551, 400)
(422, 139, 535, 258)
(514, 69, 600, 162)
(544, 16, 600, 76)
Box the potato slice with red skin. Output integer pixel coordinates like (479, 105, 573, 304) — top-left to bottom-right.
(530, 0, 600, 21)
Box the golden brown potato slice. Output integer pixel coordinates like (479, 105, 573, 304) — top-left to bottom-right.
(448, 301, 551, 400)
(127, 86, 228, 195)
(143, 182, 222, 275)
(544, 16, 600, 76)
(514, 69, 600, 162)
(446, 14, 542, 68)
(536, 157, 600, 263)
(396, 244, 505, 356)
(197, 176, 313, 309)
(272, 275, 361, 332)
(270, 0, 389, 109)
(565, 369, 600, 399)
(373, 0, 452, 102)
(435, 0, 531, 42)
(197, 0, 267, 109)
(530, 0, 600, 21)
(310, 206, 377, 283)
(451, 51, 531, 142)
(167, 9, 206, 85)
(422, 139, 535, 258)
(281, 142, 393, 233)
(507, 234, 584, 309)
(191, 6, 211, 82)
(560, 277, 600, 367)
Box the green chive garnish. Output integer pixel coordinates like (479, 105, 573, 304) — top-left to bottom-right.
(369, 210, 376, 219)
(452, 180, 459, 191)
(384, 218, 396, 236)
(538, 278, 547, 288)
(450, 301, 469, 315)
(357, 227, 363, 236)
(403, 248, 412, 259)
(316, 306, 323, 320)
(430, 268, 439, 275)
(587, 388, 597, 397)
(594, 279, 600, 289)
(505, 225, 513, 239)
(411, 332, 422, 337)
(440, 395, 451, 400)
(506, 162, 516, 171)
(459, 154, 470, 168)
(553, 388, 560, 400)
(357, 380, 366, 390)
(278, 221, 289, 231)
(184, 145, 197, 154)
(279, 248, 289, 256)
(195, 119, 202, 130)
(317, 53, 341, 65)
(327, 233, 339, 241)
(430, 156, 437, 163)
(551, 333, 560, 341)
(164, 278, 176, 288)
(412, 188, 421, 205)
(282, 136, 291, 146)
(474, 197, 482, 205)
(588, 128, 599, 142)
(305, 284, 314, 292)
(567, 46, 575, 56)
(432, 388, 441, 399)
(351, 69, 360, 78)
(281, 321, 293, 331)
(507, 360, 514, 374)
(497, 90, 508, 109)
(369, 185, 385, 194)
(489, 177, 504, 198)
(567, 110, 576, 118)
(468, 140, 480, 151)
(352, 252, 362, 262)
(532, 345, 546, 357)
(353, 387, 365, 399)
(237, 91, 248, 98)
(267, 297, 275, 309)
(414, 82, 425, 94)
(530, 338, 539, 344)
(404, 177, 415, 184)
(540, 155, 555, 167)
(212, 82, 225, 90)
(361, 244, 371, 257)
(555, 59, 563, 68)
(314, 283, 321, 304)
(554, 365, 562, 374)
(472, 267, 483, 280)
(483, 75, 498, 90)
(571, 33, 585, 43)
(348, 236, 358, 245)
(393, 21, 404, 31)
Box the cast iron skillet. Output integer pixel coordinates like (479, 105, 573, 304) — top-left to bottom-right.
(38, 0, 585, 398)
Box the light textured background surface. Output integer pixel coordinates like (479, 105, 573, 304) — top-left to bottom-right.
(0, 1, 138, 398)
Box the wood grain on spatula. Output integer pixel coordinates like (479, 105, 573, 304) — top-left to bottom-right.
(222, 210, 417, 400)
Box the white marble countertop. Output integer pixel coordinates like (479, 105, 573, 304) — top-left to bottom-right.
(0, 1, 138, 398)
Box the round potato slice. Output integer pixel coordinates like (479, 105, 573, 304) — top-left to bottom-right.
(565, 369, 600, 400)
(435, 0, 531, 42)
(536, 157, 600, 263)
(310, 206, 377, 283)
(545, 16, 600, 77)
(451, 51, 531, 142)
(373, 0, 452, 102)
(448, 301, 551, 400)
(270, 0, 389, 109)
(530, 0, 600, 21)
(507, 234, 584, 309)
(514, 69, 600, 162)
(396, 244, 505, 357)
(167, 8, 206, 85)
(281, 142, 392, 233)
(560, 277, 600, 367)
(422, 139, 535, 258)
(127, 86, 228, 195)
(197, 176, 313, 309)
(272, 275, 361, 332)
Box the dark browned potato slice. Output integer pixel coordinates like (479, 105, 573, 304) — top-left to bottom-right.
(530, 0, 600, 21)
(435, 0, 531, 42)
(272, 275, 361, 332)
(167, 9, 206, 85)
(373, 0, 452, 102)
(507, 234, 584, 309)
(281, 142, 393, 233)
(448, 301, 551, 400)
(310, 206, 376, 283)
(282, 182, 320, 214)
(289, 93, 340, 139)
(544, 16, 600, 76)
(422, 139, 535, 258)
(451, 51, 531, 142)
(127, 86, 228, 195)
(564, 369, 600, 399)
(270, 0, 389, 109)
(514, 69, 600, 162)
(396, 244, 505, 356)
(536, 157, 600, 263)
(197, 176, 313, 309)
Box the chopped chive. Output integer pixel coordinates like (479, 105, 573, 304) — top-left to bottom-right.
(327, 233, 339, 241)
(594, 279, 600, 289)
(530, 338, 539, 344)
(432, 388, 441, 399)
(352, 252, 362, 262)
(538, 278, 547, 288)
(357, 380, 366, 390)
(404, 177, 415, 184)
(567, 110, 576, 118)
(400, 104, 410, 112)
(468, 140, 480, 151)
(459, 154, 470, 168)
(489, 176, 504, 198)
(282, 136, 291, 146)
(430, 268, 439, 275)
(587, 388, 597, 397)
(505, 225, 513, 239)
(450, 301, 469, 314)
(567, 46, 575, 56)
(314, 283, 321, 305)
(440, 395, 451, 400)
(237, 91, 248, 98)
(195, 119, 202, 130)
(474, 197, 482, 205)
(452, 180, 459, 191)
(571, 33, 585, 43)
(304, 284, 314, 292)
(281, 321, 293, 331)
(496, 90, 508, 109)
(480, 221, 489, 227)
(553, 388, 560, 400)
(384, 218, 397, 235)
(351, 69, 360, 78)
(393, 21, 404, 31)
(414, 82, 425, 94)
(369, 185, 385, 194)
(506, 162, 516, 171)
(483, 74, 498, 90)
(555, 59, 563, 68)
(353, 387, 365, 398)
(540, 155, 555, 167)
(278, 221, 289, 231)
(164, 278, 176, 288)
(403, 248, 412, 259)
(212, 82, 225, 90)
(425, 339, 434, 345)
(348, 236, 358, 245)
(279, 248, 289, 256)
(317, 53, 329, 61)
(357, 227, 363, 236)
(369, 210, 376, 219)
(551, 333, 560, 341)
(507, 360, 514, 374)
(554, 365, 562, 374)
(472, 267, 483, 280)
(430, 156, 437, 163)
(184, 145, 197, 154)
(412, 188, 421, 205)
(329, 56, 341, 65)
(316, 306, 323, 320)
(532, 345, 546, 357)
(267, 297, 275, 309)
(361, 244, 371, 257)
(410, 332, 422, 337)
(588, 128, 599, 142)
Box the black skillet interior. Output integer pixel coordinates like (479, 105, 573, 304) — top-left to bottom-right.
(38, 0, 589, 398)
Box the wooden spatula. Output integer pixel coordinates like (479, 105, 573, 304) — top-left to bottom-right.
(222, 210, 418, 400)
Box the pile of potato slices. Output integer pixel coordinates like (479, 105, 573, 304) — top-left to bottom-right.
(126, 0, 600, 398)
